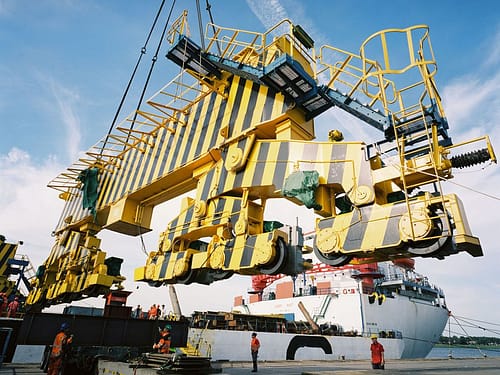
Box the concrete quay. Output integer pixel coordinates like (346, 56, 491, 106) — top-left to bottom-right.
(217, 357, 500, 375)
(1, 357, 499, 374)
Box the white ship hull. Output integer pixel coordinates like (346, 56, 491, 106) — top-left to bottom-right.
(188, 261, 449, 360)
(189, 327, 405, 361)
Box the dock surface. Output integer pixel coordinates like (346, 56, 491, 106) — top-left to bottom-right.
(219, 358, 500, 374)
(1, 358, 500, 374)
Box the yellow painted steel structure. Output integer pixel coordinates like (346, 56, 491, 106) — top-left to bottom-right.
(26, 15, 495, 309)
(0, 238, 18, 296)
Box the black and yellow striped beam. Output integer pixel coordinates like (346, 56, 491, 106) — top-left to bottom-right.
(54, 76, 292, 235)
(0, 239, 18, 296)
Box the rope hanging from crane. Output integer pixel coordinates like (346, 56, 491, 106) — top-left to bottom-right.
(127, 0, 177, 135)
(99, 0, 171, 158)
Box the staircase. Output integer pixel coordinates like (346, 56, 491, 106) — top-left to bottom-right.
(7, 254, 37, 296)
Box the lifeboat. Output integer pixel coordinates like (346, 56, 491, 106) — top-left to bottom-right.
(392, 258, 415, 270)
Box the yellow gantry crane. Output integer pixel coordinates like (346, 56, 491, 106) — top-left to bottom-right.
(26, 12, 495, 310)
(1, 236, 36, 300)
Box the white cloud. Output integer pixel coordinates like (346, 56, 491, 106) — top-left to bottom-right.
(0, 148, 63, 266)
(442, 73, 500, 134)
(48, 78, 83, 161)
(246, 0, 331, 48)
(484, 25, 500, 68)
(246, 0, 288, 30)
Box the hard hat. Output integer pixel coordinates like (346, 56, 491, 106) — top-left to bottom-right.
(370, 334, 378, 339)
(60, 323, 70, 331)
(328, 129, 344, 142)
(164, 324, 172, 331)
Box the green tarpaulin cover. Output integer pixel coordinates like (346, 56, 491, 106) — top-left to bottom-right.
(78, 167, 99, 218)
(283, 170, 322, 210)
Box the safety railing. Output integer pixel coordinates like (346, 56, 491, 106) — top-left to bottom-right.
(359, 25, 441, 116)
(204, 19, 316, 73)
(317, 44, 391, 115)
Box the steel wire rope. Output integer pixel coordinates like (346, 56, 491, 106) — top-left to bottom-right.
(451, 315, 500, 336)
(443, 328, 500, 354)
(127, 0, 177, 134)
(90, 1, 169, 267)
(453, 315, 500, 328)
(128, 0, 177, 258)
(449, 313, 488, 357)
(136, 222, 149, 257)
(447, 324, 500, 337)
(205, 0, 222, 55)
(404, 323, 499, 353)
(99, 0, 167, 159)
(449, 321, 500, 334)
(444, 334, 500, 357)
(196, 0, 205, 50)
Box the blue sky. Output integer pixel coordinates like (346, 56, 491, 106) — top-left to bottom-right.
(1, 0, 500, 338)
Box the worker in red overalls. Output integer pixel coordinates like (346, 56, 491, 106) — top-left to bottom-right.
(47, 323, 73, 375)
(6, 296, 20, 317)
(153, 325, 172, 354)
(370, 334, 385, 369)
(0, 293, 7, 316)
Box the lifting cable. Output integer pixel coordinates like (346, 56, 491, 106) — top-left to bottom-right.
(128, 0, 177, 135)
(126, 0, 177, 258)
(196, 0, 205, 50)
(99, 0, 167, 158)
(135, 0, 178, 258)
(205, 0, 222, 55)
(139, 232, 149, 257)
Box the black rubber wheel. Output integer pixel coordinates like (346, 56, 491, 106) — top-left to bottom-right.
(175, 266, 199, 285)
(260, 237, 288, 275)
(407, 208, 451, 257)
(313, 247, 352, 267)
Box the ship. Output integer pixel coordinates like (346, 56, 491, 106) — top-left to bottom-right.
(187, 258, 449, 361)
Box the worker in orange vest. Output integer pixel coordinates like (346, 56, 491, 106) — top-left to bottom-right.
(250, 332, 261, 372)
(148, 304, 158, 319)
(47, 323, 73, 375)
(153, 325, 172, 354)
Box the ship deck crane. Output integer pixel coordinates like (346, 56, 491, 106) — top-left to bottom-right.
(26, 9, 495, 311)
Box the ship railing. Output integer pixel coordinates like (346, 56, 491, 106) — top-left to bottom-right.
(378, 274, 443, 296)
(261, 286, 335, 301)
(365, 330, 402, 339)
